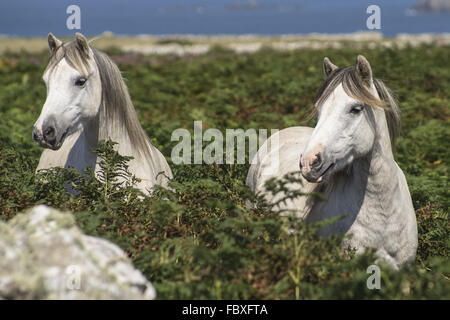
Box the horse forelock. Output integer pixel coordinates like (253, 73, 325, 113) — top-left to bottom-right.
(45, 41, 91, 78)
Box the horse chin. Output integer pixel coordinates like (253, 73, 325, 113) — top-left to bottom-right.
(47, 143, 63, 151)
(40, 140, 62, 151)
(303, 163, 335, 183)
(41, 128, 69, 150)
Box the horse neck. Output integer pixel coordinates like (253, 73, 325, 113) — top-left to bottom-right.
(342, 108, 398, 208)
(97, 104, 138, 160)
(82, 114, 100, 150)
(73, 103, 137, 163)
(365, 108, 397, 188)
(58, 117, 99, 174)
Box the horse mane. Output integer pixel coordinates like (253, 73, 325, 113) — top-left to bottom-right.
(312, 66, 401, 145)
(44, 41, 164, 178)
(91, 47, 154, 160)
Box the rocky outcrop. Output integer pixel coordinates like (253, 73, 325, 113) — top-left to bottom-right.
(0, 205, 156, 300)
(415, 0, 450, 13)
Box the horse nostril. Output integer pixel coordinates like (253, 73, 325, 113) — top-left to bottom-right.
(43, 125, 56, 145)
(299, 155, 303, 170)
(44, 126, 55, 138)
(33, 131, 39, 142)
(311, 153, 322, 168)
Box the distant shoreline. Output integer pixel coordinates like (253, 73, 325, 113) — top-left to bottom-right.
(2, 31, 450, 39)
(1, 32, 449, 55)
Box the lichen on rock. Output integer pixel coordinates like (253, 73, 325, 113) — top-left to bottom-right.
(0, 205, 156, 300)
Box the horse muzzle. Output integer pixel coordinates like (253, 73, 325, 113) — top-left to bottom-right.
(32, 121, 66, 150)
(299, 152, 334, 183)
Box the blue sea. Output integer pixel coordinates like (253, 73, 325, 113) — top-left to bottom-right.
(0, 0, 449, 37)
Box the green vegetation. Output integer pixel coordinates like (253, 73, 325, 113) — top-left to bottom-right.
(0, 45, 448, 299)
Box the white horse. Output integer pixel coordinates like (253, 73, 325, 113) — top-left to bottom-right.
(247, 56, 418, 269)
(33, 33, 172, 193)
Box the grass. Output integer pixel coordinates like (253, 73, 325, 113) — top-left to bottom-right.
(0, 43, 448, 299)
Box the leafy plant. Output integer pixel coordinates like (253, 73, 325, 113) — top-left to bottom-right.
(0, 45, 448, 299)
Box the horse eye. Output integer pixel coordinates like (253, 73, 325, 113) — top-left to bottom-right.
(350, 104, 364, 114)
(75, 77, 87, 87)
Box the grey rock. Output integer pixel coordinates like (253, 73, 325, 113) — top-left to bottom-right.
(415, 0, 450, 13)
(0, 205, 156, 300)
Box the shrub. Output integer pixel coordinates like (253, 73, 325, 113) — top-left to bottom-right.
(0, 45, 448, 299)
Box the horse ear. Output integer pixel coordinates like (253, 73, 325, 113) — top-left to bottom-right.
(323, 57, 338, 78)
(75, 32, 90, 57)
(356, 55, 373, 87)
(48, 33, 62, 54)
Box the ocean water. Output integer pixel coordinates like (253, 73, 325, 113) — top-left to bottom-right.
(0, 0, 449, 37)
